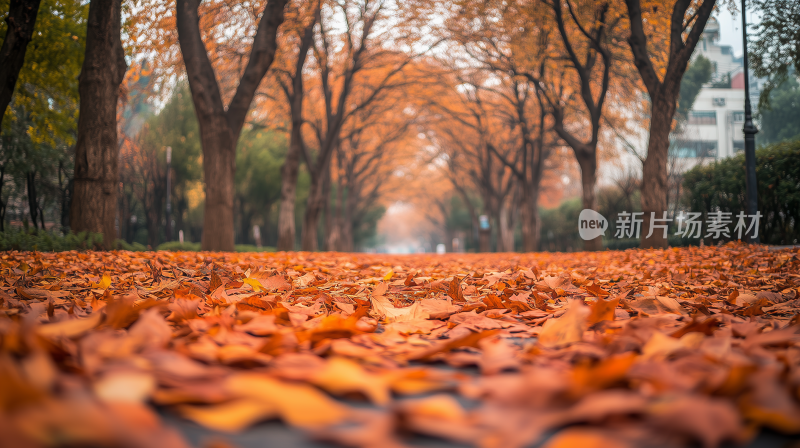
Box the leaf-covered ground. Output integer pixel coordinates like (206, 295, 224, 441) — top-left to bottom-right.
(2, 244, 800, 448)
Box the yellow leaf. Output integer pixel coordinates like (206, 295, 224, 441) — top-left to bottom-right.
(383, 270, 394, 281)
(310, 357, 391, 405)
(177, 399, 278, 432)
(370, 296, 428, 323)
(37, 312, 103, 338)
(242, 278, 263, 292)
(91, 274, 112, 290)
(538, 302, 589, 348)
(225, 373, 349, 428)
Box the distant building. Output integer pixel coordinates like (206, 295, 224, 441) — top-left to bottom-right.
(674, 17, 763, 162)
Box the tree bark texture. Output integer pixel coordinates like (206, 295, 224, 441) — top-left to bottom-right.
(276, 126, 301, 251)
(276, 8, 317, 251)
(576, 149, 601, 251)
(531, 0, 612, 251)
(0, 0, 41, 131)
(625, 0, 716, 248)
(70, 0, 126, 248)
(301, 166, 329, 251)
(26, 171, 39, 229)
(176, 0, 287, 251)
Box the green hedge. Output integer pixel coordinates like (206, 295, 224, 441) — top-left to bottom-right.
(155, 241, 275, 252)
(682, 139, 800, 245)
(0, 230, 277, 252)
(0, 229, 104, 251)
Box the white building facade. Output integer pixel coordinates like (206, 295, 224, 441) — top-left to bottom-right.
(675, 17, 762, 163)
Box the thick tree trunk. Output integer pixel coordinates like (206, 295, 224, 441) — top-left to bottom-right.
(26, 171, 38, 229)
(275, 10, 317, 251)
(498, 204, 514, 252)
(301, 181, 325, 251)
(0, 166, 6, 231)
(146, 197, 163, 249)
(201, 127, 236, 250)
(276, 127, 301, 251)
(325, 183, 342, 251)
(624, 0, 715, 249)
(342, 188, 356, 252)
(520, 186, 540, 252)
(576, 150, 601, 251)
(70, 0, 126, 248)
(640, 95, 673, 249)
(176, 0, 287, 251)
(239, 208, 253, 246)
(0, 0, 41, 131)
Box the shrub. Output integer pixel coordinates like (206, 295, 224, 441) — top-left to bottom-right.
(0, 229, 103, 251)
(114, 240, 148, 251)
(155, 241, 275, 252)
(682, 139, 800, 245)
(156, 241, 202, 251)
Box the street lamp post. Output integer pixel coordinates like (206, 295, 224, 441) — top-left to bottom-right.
(165, 146, 172, 242)
(740, 0, 759, 243)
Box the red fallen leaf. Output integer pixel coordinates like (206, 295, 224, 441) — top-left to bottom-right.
(670, 317, 720, 338)
(167, 298, 200, 322)
(740, 298, 773, 317)
(209, 271, 223, 292)
(648, 395, 742, 448)
(235, 296, 275, 313)
(445, 276, 466, 303)
(532, 291, 552, 311)
(418, 297, 461, 319)
(538, 300, 589, 348)
(252, 275, 291, 291)
(407, 330, 499, 361)
(104, 292, 140, 329)
(587, 296, 620, 326)
(482, 294, 504, 310)
(3, 245, 800, 448)
(570, 353, 637, 397)
(541, 428, 631, 448)
(16, 287, 71, 300)
(584, 283, 610, 297)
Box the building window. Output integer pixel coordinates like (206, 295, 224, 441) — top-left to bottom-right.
(672, 141, 718, 158)
(688, 111, 717, 125)
(733, 141, 744, 152)
(733, 111, 745, 122)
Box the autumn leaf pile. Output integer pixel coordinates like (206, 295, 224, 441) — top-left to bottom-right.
(2, 244, 800, 448)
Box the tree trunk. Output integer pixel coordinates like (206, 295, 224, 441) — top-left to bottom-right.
(301, 180, 324, 251)
(276, 126, 301, 251)
(239, 208, 253, 246)
(146, 203, 161, 249)
(70, 0, 126, 248)
(498, 204, 514, 252)
(301, 163, 331, 251)
(640, 94, 672, 249)
(0, 0, 41, 131)
(176, 0, 287, 251)
(26, 171, 38, 229)
(326, 182, 343, 251)
(576, 149, 601, 251)
(624, 0, 716, 249)
(0, 166, 6, 231)
(520, 185, 540, 252)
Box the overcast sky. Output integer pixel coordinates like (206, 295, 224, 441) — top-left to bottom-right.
(715, 6, 762, 58)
